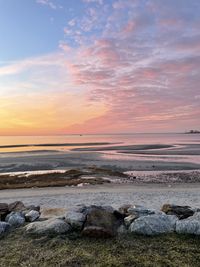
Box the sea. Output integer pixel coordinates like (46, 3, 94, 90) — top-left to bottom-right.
(0, 133, 199, 153)
(0, 133, 200, 174)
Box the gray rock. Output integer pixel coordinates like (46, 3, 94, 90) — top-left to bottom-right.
(25, 218, 71, 235)
(127, 205, 157, 217)
(70, 204, 87, 213)
(5, 212, 25, 228)
(117, 224, 128, 235)
(176, 212, 200, 235)
(65, 211, 86, 230)
(0, 222, 10, 236)
(25, 210, 40, 222)
(129, 214, 178, 235)
(193, 212, 200, 220)
(124, 214, 138, 227)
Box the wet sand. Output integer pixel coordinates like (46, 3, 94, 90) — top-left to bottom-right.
(0, 142, 200, 211)
(0, 150, 200, 173)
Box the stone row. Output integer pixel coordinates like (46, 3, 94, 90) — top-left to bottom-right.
(1, 202, 200, 238)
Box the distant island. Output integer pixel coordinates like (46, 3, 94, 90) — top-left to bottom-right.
(185, 130, 200, 134)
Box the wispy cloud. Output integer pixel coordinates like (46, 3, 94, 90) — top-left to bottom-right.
(2, 0, 200, 134)
(0, 53, 65, 77)
(60, 0, 200, 133)
(36, 0, 62, 10)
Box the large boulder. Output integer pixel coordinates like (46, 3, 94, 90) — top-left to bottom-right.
(25, 218, 71, 236)
(5, 212, 25, 228)
(0, 222, 10, 236)
(129, 214, 178, 236)
(25, 210, 40, 222)
(176, 212, 200, 235)
(82, 206, 121, 238)
(82, 205, 115, 215)
(65, 211, 86, 230)
(161, 204, 194, 219)
(0, 203, 9, 220)
(8, 201, 26, 212)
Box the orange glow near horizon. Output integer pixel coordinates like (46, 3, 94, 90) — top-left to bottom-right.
(0, 1, 200, 135)
(0, 92, 107, 135)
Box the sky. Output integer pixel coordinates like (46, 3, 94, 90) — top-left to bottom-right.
(0, 0, 200, 135)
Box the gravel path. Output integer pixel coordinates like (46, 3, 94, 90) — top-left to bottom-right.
(1, 183, 200, 211)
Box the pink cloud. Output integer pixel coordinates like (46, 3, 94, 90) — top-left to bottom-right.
(59, 0, 200, 133)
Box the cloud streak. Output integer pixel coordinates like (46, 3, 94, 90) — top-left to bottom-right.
(61, 0, 200, 133)
(1, 0, 200, 134)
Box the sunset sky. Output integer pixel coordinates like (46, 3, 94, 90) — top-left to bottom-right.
(0, 0, 200, 135)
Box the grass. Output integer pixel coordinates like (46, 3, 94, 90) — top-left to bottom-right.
(0, 168, 121, 190)
(0, 229, 200, 267)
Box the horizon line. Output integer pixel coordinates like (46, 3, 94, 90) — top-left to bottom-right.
(0, 132, 191, 137)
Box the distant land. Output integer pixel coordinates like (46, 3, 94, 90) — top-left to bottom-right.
(185, 130, 200, 134)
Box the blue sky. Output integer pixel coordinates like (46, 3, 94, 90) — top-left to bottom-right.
(0, 0, 200, 134)
(0, 0, 70, 61)
(0, 0, 113, 62)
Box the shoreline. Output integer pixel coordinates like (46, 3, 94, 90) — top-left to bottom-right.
(1, 182, 200, 211)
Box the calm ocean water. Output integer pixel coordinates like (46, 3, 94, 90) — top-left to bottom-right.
(0, 133, 199, 153)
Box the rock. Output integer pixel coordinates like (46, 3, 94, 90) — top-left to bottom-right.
(83, 205, 115, 215)
(127, 205, 157, 217)
(193, 212, 200, 220)
(65, 211, 86, 230)
(25, 205, 40, 212)
(124, 214, 138, 227)
(5, 212, 25, 228)
(82, 206, 120, 237)
(40, 207, 66, 218)
(8, 201, 26, 212)
(118, 204, 133, 216)
(176, 220, 200, 235)
(176, 212, 200, 235)
(101, 206, 115, 213)
(0, 222, 10, 236)
(70, 204, 87, 213)
(0, 203, 9, 220)
(161, 204, 194, 219)
(25, 210, 40, 222)
(117, 224, 128, 235)
(129, 214, 178, 235)
(25, 218, 71, 236)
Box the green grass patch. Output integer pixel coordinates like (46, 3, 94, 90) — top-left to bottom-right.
(0, 229, 200, 267)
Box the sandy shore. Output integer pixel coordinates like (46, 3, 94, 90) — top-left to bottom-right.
(1, 183, 200, 211)
(0, 142, 200, 214)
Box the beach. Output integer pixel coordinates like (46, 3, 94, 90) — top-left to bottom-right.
(0, 133, 200, 214)
(1, 183, 200, 213)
